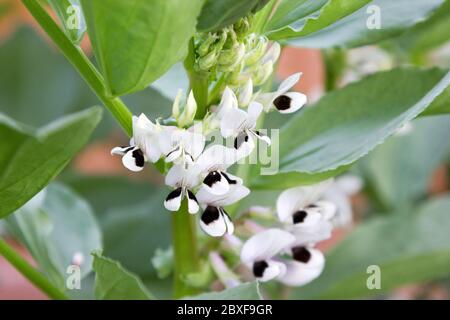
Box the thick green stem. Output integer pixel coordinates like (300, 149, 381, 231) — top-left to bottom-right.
(22, 0, 133, 136)
(171, 201, 200, 298)
(0, 238, 68, 300)
(184, 39, 210, 119)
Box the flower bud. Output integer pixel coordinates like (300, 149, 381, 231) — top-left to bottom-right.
(197, 50, 219, 71)
(171, 89, 183, 118)
(178, 90, 197, 127)
(237, 78, 253, 107)
(210, 30, 227, 53)
(245, 35, 268, 66)
(252, 60, 273, 85)
(261, 41, 281, 65)
(217, 43, 245, 71)
(197, 32, 217, 57)
(234, 17, 250, 40)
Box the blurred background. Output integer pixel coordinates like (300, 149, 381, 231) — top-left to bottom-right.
(1, 0, 450, 299)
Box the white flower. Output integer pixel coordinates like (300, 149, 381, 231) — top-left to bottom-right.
(164, 164, 201, 214)
(255, 73, 307, 114)
(277, 246, 325, 287)
(237, 78, 253, 107)
(219, 93, 271, 158)
(323, 175, 363, 228)
(196, 182, 250, 237)
(240, 228, 294, 282)
(276, 180, 336, 246)
(215, 87, 239, 120)
(240, 229, 325, 286)
(159, 123, 205, 165)
(190, 144, 240, 196)
(111, 114, 164, 171)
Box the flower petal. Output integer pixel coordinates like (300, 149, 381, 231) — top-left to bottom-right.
(200, 206, 227, 237)
(273, 92, 307, 114)
(290, 219, 334, 246)
(121, 147, 145, 172)
(164, 187, 183, 212)
(240, 228, 296, 264)
(186, 190, 199, 214)
(315, 200, 337, 220)
(220, 107, 248, 138)
(247, 101, 263, 127)
(276, 180, 333, 223)
(195, 144, 238, 173)
(111, 146, 133, 156)
(238, 79, 253, 107)
(221, 209, 235, 235)
(252, 259, 286, 282)
(278, 247, 325, 287)
(203, 171, 230, 195)
(234, 132, 255, 159)
(216, 87, 238, 119)
(253, 130, 271, 146)
(196, 183, 249, 207)
(277, 73, 301, 95)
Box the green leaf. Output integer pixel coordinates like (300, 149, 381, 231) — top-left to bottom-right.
(360, 116, 450, 209)
(392, 0, 450, 55)
(254, 68, 450, 189)
(422, 84, 450, 116)
(67, 176, 172, 278)
(266, 0, 370, 40)
(187, 282, 261, 300)
(197, 0, 271, 32)
(284, 0, 445, 48)
(92, 251, 154, 300)
(48, 0, 86, 44)
(81, 0, 204, 96)
(0, 107, 102, 218)
(5, 183, 102, 289)
(292, 196, 450, 299)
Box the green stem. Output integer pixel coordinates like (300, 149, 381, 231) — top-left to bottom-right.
(0, 238, 68, 300)
(184, 39, 210, 119)
(22, 0, 133, 136)
(171, 201, 200, 298)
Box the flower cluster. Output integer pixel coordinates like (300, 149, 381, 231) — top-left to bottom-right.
(240, 180, 336, 285)
(111, 62, 307, 238)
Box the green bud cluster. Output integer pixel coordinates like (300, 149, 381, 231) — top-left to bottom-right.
(194, 15, 279, 89)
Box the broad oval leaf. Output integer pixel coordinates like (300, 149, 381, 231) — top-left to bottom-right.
(5, 183, 102, 288)
(92, 251, 154, 300)
(284, 0, 445, 48)
(292, 196, 450, 299)
(48, 0, 86, 44)
(266, 0, 370, 40)
(360, 116, 450, 210)
(187, 282, 261, 300)
(81, 0, 203, 96)
(197, 0, 271, 32)
(253, 68, 450, 189)
(0, 106, 102, 218)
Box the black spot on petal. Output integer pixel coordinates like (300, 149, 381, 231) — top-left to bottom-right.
(201, 206, 221, 225)
(273, 95, 292, 111)
(166, 187, 182, 201)
(187, 189, 198, 203)
(253, 260, 269, 278)
(204, 171, 222, 187)
(292, 210, 308, 224)
(292, 246, 311, 263)
(221, 172, 237, 185)
(234, 132, 249, 149)
(132, 149, 145, 167)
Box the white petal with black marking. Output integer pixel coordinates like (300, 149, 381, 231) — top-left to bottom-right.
(186, 190, 199, 214)
(252, 259, 286, 282)
(252, 130, 271, 146)
(276, 180, 333, 223)
(221, 209, 234, 235)
(164, 187, 183, 212)
(199, 206, 227, 237)
(240, 228, 295, 264)
(290, 219, 333, 246)
(196, 183, 249, 208)
(273, 92, 307, 114)
(278, 247, 325, 286)
(121, 147, 145, 172)
(202, 171, 230, 195)
(111, 146, 133, 156)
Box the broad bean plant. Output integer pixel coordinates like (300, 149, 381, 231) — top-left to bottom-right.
(1, 0, 450, 300)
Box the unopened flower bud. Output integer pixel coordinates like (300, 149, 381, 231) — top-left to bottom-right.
(218, 43, 245, 71)
(245, 35, 268, 66)
(237, 78, 253, 107)
(252, 60, 273, 85)
(171, 89, 183, 118)
(197, 50, 218, 71)
(209, 252, 241, 289)
(178, 90, 197, 127)
(197, 33, 217, 57)
(234, 17, 250, 40)
(210, 30, 227, 53)
(261, 42, 281, 65)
